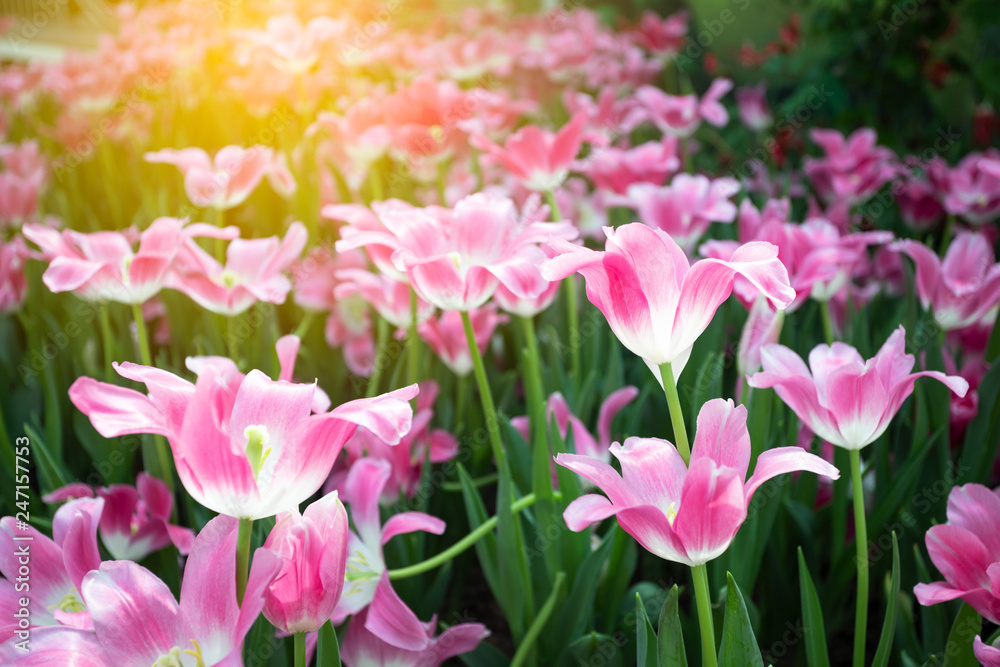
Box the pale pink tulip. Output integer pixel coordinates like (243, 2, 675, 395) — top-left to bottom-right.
(167, 221, 307, 316)
(494, 243, 563, 318)
(291, 245, 367, 314)
(0, 498, 103, 640)
(69, 355, 416, 520)
(631, 78, 733, 137)
(893, 231, 1000, 330)
(79, 515, 281, 666)
(0, 235, 29, 312)
(332, 459, 445, 623)
(540, 223, 794, 384)
(472, 115, 586, 191)
(942, 151, 1000, 224)
(22, 217, 237, 305)
(235, 14, 346, 75)
(735, 83, 772, 132)
(804, 128, 899, 205)
(43, 472, 194, 562)
(737, 296, 784, 377)
(262, 490, 349, 633)
(144, 145, 282, 210)
(975, 636, 1000, 666)
(556, 399, 839, 565)
(579, 137, 679, 195)
(0, 625, 104, 665)
(418, 306, 507, 377)
(335, 267, 434, 329)
(324, 297, 376, 378)
(748, 327, 969, 451)
(634, 10, 689, 57)
(342, 575, 488, 667)
(628, 174, 740, 251)
(914, 484, 1000, 624)
(0, 140, 47, 227)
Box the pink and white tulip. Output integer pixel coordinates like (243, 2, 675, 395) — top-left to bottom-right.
(577, 137, 679, 195)
(556, 398, 839, 565)
(804, 128, 899, 206)
(0, 235, 29, 312)
(419, 305, 507, 377)
(631, 78, 733, 137)
(748, 327, 969, 451)
(472, 114, 586, 192)
(735, 84, 772, 132)
(627, 174, 740, 251)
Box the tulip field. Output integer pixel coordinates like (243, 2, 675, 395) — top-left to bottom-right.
(1, 1, 999, 666)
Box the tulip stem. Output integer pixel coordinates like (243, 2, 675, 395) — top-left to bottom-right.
(293, 312, 314, 340)
(691, 564, 717, 667)
(461, 309, 506, 469)
(367, 315, 389, 398)
(511, 571, 566, 667)
(850, 449, 869, 667)
(938, 214, 955, 256)
(236, 517, 253, 606)
(133, 302, 174, 493)
(820, 301, 835, 346)
(98, 302, 115, 382)
(294, 632, 306, 667)
(659, 362, 691, 464)
(407, 290, 421, 393)
(520, 316, 547, 449)
(388, 492, 543, 579)
(545, 190, 582, 381)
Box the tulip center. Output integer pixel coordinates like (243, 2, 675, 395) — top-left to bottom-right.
(152, 639, 205, 667)
(219, 269, 240, 289)
(244, 424, 272, 479)
(48, 589, 85, 614)
(429, 124, 444, 143)
(120, 254, 134, 284)
(665, 502, 678, 527)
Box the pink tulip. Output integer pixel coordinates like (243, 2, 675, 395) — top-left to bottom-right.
(144, 145, 285, 210)
(540, 223, 794, 384)
(627, 174, 740, 251)
(913, 483, 1000, 624)
(22, 217, 238, 305)
(262, 490, 349, 633)
(556, 398, 839, 565)
(0, 234, 29, 312)
(578, 137, 680, 195)
(386, 194, 576, 312)
(328, 381, 458, 503)
(79, 515, 281, 666)
(342, 575, 488, 667)
(0, 625, 104, 665)
(0, 140, 46, 226)
(494, 243, 563, 318)
(291, 245, 367, 314)
(69, 354, 416, 520)
(0, 498, 103, 640)
(235, 14, 346, 75)
(166, 221, 307, 316)
(43, 472, 194, 562)
(748, 327, 969, 451)
(381, 75, 474, 163)
(335, 266, 434, 329)
(804, 128, 899, 205)
(562, 86, 642, 146)
(472, 114, 586, 192)
(419, 305, 507, 377)
(332, 459, 445, 623)
(894, 175, 945, 230)
(329, 199, 433, 282)
(634, 10, 689, 57)
(735, 83, 772, 132)
(324, 297, 376, 378)
(512, 387, 639, 467)
(893, 231, 1000, 330)
(631, 78, 733, 137)
(942, 151, 1000, 224)
(975, 636, 1000, 667)
(737, 297, 784, 377)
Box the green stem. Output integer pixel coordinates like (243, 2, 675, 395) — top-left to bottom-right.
(545, 190, 582, 380)
(98, 303, 115, 382)
(369, 167, 384, 203)
(367, 315, 390, 398)
(407, 290, 420, 391)
(850, 449, 869, 667)
(236, 517, 253, 606)
(293, 312, 315, 340)
(133, 303, 175, 492)
(691, 564, 718, 667)
(317, 619, 341, 666)
(460, 309, 506, 468)
(226, 315, 238, 361)
(510, 572, 566, 667)
(520, 315, 547, 449)
(938, 214, 955, 256)
(388, 493, 539, 579)
(214, 207, 226, 263)
(658, 362, 691, 464)
(820, 300, 835, 346)
(442, 472, 498, 492)
(131, 302, 153, 366)
(294, 632, 306, 667)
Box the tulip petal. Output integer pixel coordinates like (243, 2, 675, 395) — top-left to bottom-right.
(744, 447, 840, 504)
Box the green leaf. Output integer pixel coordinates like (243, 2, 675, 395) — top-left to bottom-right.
(871, 532, 901, 667)
(797, 548, 831, 667)
(457, 464, 499, 594)
(959, 360, 1000, 484)
(718, 572, 763, 667)
(941, 604, 981, 667)
(316, 619, 341, 667)
(551, 523, 616, 651)
(496, 461, 532, 642)
(658, 584, 689, 667)
(635, 591, 659, 667)
(23, 423, 70, 494)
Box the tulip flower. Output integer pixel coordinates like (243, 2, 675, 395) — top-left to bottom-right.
(79, 515, 281, 666)
(328, 199, 430, 282)
(748, 327, 968, 451)
(332, 459, 445, 623)
(540, 223, 795, 386)
(471, 114, 586, 192)
(894, 175, 945, 230)
(556, 398, 839, 565)
(941, 151, 1000, 224)
(43, 472, 195, 561)
(736, 296, 784, 379)
(631, 78, 733, 137)
(334, 267, 434, 329)
(418, 305, 507, 377)
(341, 574, 489, 667)
(0, 235, 29, 312)
(913, 483, 1000, 624)
(627, 174, 740, 251)
(893, 231, 1000, 331)
(234, 13, 346, 75)
(21, 217, 238, 305)
(0, 498, 103, 641)
(578, 137, 679, 195)
(735, 83, 772, 132)
(69, 356, 416, 521)
(166, 221, 307, 316)
(0, 625, 105, 665)
(144, 145, 289, 210)
(262, 490, 349, 633)
(976, 636, 1000, 667)
(634, 10, 689, 57)
(803, 128, 899, 206)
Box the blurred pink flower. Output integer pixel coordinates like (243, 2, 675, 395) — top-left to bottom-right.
(894, 174, 945, 230)
(627, 174, 740, 251)
(748, 327, 969, 451)
(0, 140, 47, 226)
(0, 234, 29, 311)
(634, 10, 689, 57)
(941, 151, 1000, 225)
(804, 128, 899, 205)
(735, 83, 772, 132)
(578, 137, 679, 195)
(235, 14, 346, 75)
(419, 305, 508, 377)
(737, 296, 784, 378)
(556, 398, 838, 565)
(631, 78, 733, 137)
(472, 114, 586, 192)
(976, 636, 1000, 667)
(335, 266, 434, 330)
